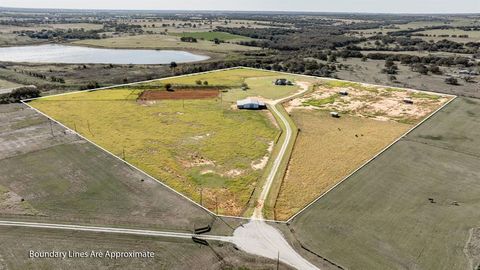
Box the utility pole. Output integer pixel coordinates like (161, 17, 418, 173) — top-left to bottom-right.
(277, 251, 280, 270)
(122, 147, 126, 160)
(49, 119, 54, 137)
(200, 188, 203, 206)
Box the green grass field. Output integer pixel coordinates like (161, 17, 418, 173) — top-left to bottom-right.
(290, 97, 480, 270)
(171, 31, 251, 41)
(29, 86, 279, 216)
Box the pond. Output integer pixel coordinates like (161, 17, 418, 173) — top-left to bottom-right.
(0, 44, 210, 64)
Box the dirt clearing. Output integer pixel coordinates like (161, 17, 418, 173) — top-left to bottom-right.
(138, 88, 220, 100)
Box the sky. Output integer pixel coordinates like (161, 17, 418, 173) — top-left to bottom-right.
(1, 0, 479, 14)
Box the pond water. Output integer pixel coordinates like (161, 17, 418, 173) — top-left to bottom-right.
(0, 44, 210, 64)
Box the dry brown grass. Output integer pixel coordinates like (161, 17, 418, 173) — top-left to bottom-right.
(274, 110, 412, 220)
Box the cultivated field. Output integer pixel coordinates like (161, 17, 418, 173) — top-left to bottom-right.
(0, 104, 232, 233)
(289, 97, 480, 270)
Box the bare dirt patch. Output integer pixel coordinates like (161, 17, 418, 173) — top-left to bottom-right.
(288, 82, 451, 124)
(138, 88, 220, 101)
(465, 228, 480, 270)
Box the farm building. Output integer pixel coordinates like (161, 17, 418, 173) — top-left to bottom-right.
(237, 98, 267, 110)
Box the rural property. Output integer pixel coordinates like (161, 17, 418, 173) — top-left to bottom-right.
(26, 67, 451, 220)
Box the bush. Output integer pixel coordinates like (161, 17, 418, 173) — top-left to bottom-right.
(445, 77, 459, 85)
(0, 86, 40, 104)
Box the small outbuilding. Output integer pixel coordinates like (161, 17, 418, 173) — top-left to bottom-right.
(339, 90, 349, 96)
(237, 98, 267, 110)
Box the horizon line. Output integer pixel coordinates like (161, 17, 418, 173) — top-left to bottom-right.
(1, 6, 479, 15)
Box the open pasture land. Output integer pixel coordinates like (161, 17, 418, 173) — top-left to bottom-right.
(290, 97, 480, 270)
(73, 34, 259, 53)
(273, 81, 451, 220)
(29, 81, 280, 217)
(157, 68, 307, 102)
(274, 111, 411, 220)
(0, 226, 291, 270)
(171, 31, 252, 42)
(0, 104, 228, 233)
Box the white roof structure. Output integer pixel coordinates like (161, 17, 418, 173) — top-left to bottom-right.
(237, 98, 265, 107)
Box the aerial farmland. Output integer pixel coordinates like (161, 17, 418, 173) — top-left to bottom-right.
(26, 67, 451, 221)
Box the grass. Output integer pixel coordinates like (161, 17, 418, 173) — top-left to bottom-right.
(158, 68, 278, 87)
(290, 97, 480, 269)
(274, 110, 411, 220)
(157, 68, 304, 102)
(0, 226, 282, 270)
(73, 34, 259, 53)
(302, 94, 338, 107)
(29, 88, 279, 217)
(320, 80, 379, 93)
(0, 78, 23, 92)
(0, 104, 225, 232)
(171, 31, 251, 41)
(409, 91, 442, 100)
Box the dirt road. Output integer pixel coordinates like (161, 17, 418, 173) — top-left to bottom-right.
(233, 82, 319, 270)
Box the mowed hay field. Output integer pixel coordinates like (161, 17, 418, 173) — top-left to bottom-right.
(274, 111, 411, 220)
(29, 88, 278, 217)
(290, 97, 480, 270)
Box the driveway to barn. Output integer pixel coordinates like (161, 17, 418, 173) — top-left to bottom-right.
(231, 81, 319, 270)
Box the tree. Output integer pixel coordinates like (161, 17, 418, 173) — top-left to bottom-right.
(203, 81, 209, 86)
(170, 61, 178, 74)
(445, 77, 459, 85)
(165, 83, 173, 91)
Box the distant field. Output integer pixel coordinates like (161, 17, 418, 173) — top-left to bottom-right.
(0, 79, 22, 93)
(333, 58, 480, 98)
(274, 111, 411, 220)
(171, 31, 251, 41)
(290, 97, 480, 270)
(73, 34, 259, 53)
(29, 86, 279, 216)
